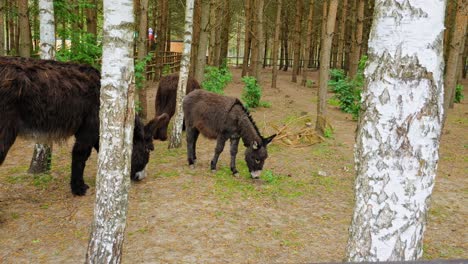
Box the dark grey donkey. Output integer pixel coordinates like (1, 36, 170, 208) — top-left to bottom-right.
(183, 89, 276, 178)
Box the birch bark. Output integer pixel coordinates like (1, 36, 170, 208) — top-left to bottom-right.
(347, 0, 446, 261)
(28, 0, 55, 174)
(86, 0, 135, 262)
(168, 0, 195, 149)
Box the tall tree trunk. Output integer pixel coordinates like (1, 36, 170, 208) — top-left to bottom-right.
(291, 0, 304, 82)
(444, 0, 456, 64)
(86, 0, 135, 261)
(444, 0, 467, 112)
(336, 0, 347, 69)
(248, 0, 258, 76)
(315, 0, 337, 135)
(86, 0, 97, 39)
(281, 5, 289, 71)
(0, 0, 5, 55)
(155, 0, 168, 80)
(361, 0, 374, 57)
(219, 0, 231, 66)
(70, 0, 80, 54)
(347, 1, 445, 261)
(28, 0, 55, 175)
(253, 0, 264, 80)
(18, 0, 30, 57)
(194, 0, 209, 82)
(208, 0, 217, 65)
(137, 0, 149, 121)
(344, 0, 357, 72)
(169, 0, 195, 149)
(241, 0, 252, 76)
(236, 18, 241, 67)
(301, 0, 315, 86)
(348, 0, 364, 78)
(189, 0, 200, 78)
(271, 0, 282, 88)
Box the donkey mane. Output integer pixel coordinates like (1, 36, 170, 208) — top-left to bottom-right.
(232, 99, 262, 140)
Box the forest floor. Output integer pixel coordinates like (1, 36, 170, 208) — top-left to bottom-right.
(0, 68, 466, 263)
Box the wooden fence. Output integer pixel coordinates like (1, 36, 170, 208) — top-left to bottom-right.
(146, 51, 182, 81)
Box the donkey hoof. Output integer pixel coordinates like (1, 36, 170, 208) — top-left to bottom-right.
(189, 164, 195, 169)
(211, 169, 217, 173)
(233, 172, 240, 177)
(71, 184, 89, 196)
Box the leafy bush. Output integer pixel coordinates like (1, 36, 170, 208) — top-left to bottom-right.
(455, 84, 464, 103)
(328, 56, 367, 120)
(56, 32, 102, 69)
(202, 65, 233, 94)
(241, 76, 263, 108)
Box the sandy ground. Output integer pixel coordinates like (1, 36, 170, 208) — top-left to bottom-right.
(0, 68, 466, 263)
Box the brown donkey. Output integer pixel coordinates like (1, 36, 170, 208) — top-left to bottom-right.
(183, 89, 276, 178)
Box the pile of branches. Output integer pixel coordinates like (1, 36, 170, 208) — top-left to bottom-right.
(270, 115, 324, 147)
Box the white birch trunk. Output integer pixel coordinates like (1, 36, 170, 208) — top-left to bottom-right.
(168, 0, 195, 149)
(86, 0, 135, 262)
(28, 0, 55, 174)
(347, 0, 446, 261)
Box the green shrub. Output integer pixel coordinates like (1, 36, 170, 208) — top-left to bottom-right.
(241, 76, 262, 108)
(202, 65, 233, 94)
(328, 56, 367, 120)
(455, 84, 464, 103)
(56, 32, 102, 69)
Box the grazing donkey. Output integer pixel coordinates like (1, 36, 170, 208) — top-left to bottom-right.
(154, 73, 200, 140)
(183, 89, 276, 178)
(0, 56, 169, 195)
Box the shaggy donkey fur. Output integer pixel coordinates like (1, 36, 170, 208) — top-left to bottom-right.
(0, 56, 169, 195)
(183, 89, 276, 178)
(154, 73, 200, 140)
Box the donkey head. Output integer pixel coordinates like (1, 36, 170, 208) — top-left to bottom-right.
(131, 113, 170, 181)
(244, 134, 276, 179)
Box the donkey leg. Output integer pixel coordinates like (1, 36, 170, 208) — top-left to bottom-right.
(211, 135, 228, 172)
(229, 137, 240, 176)
(0, 121, 18, 165)
(71, 141, 93, 195)
(71, 118, 98, 196)
(186, 126, 199, 168)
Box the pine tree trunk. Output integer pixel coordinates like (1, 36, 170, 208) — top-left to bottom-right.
(28, 0, 55, 175)
(137, 0, 149, 121)
(86, 0, 135, 261)
(301, 0, 315, 86)
(249, 0, 258, 76)
(194, 0, 209, 82)
(86, 0, 97, 38)
(282, 5, 289, 71)
(315, 0, 337, 135)
(219, 0, 231, 65)
(1, 0, 6, 55)
(253, 0, 264, 81)
(169, 0, 195, 149)
(348, 0, 364, 78)
(18, 0, 30, 57)
(444, 0, 467, 112)
(444, 0, 456, 64)
(271, 0, 282, 88)
(189, 0, 200, 78)
(291, 0, 303, 82)
(208, 0, 217, 65)
(347, 1, 445, 261)
(241, 0, 252, 76)
(155, 0, 168, 80)
(336, 0, 347, 69)
(236, 18, 241, 67)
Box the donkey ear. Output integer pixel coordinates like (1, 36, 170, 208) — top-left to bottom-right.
(262, 134, 276, 146)
(145, 113, 170, 139)
(252, 141, 259, 150)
